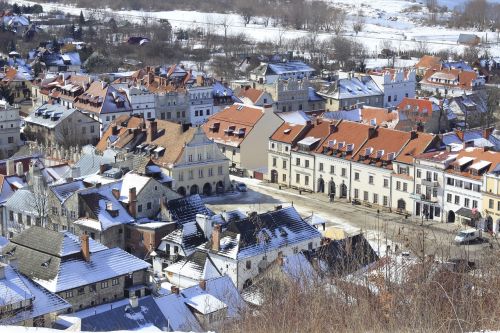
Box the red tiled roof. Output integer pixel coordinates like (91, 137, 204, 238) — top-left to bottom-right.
(316, 120, 373, 160)
(422, 68, 479, 90)
(360, 107, 398, 126)
(415, 55, 441, 70)
(396, 132, 436, 164)
(270, 122, 307, 144)
(446, 148, 500, 180)
(202, 104, 265, 147)
(238, 87, 264, 104)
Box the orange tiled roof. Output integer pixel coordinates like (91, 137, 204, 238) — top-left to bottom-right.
(396, 132, 436, 164)
(270, 122, 307, 144)
(446, 147, 500, 180)
(360, 107, 398, 126)
(316, 120, 373, 160)
(238, 87, 264, 104)
(415, 55, 441, 70)
(422, 68, 478, 90)
(202, 104, 265, 147)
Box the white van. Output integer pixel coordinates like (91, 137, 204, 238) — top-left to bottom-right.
(454, 229, 481, 244)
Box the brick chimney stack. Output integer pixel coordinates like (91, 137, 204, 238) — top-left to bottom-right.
(199, 280, 207, 290)
(112, 188, 120, 200)
(211, 224, 221, 252)
(128, 187, 137, 217)
(80, 234, 90, 262)
(147, 120, 157, 142)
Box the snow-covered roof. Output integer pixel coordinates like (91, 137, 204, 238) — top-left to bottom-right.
(158, 222, 206, 256)
(120, 172, 150, 203)
(50, 180, 86, 203)
(277, 110, 310, 125)
(165, 250, 220, 283)
(35, 247, 150, 292)
(267, 61, 315, 75)
(168, 195, 213, 225)
(202, 206, 321, 260)
(320, 76, 383, 100)
(25, 105, 81, 129)
(0, 264, 70, 325)
(184, 293, 226, 314)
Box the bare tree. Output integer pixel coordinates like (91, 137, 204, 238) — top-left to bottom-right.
(331, 8, 347, 35)
(352, 10, 365, 36)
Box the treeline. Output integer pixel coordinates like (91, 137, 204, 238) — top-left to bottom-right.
(447, 0, 500, 31)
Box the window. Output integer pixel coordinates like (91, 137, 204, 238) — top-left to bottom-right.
(473, 184, 481, 192)
(283, 160, 287, 169)
(363, 191, 368, 201)
(8, 136, 14, 143)
(433, 172, 438, 181)
(232, 149, 236, 156)
(51, 207, 58, 215)
(198, 169, 203, 178)
(218, 166, 223, 175)
(147, 202, 152, 210)
(208, 168, 213, 176)
(188, 155, 193, 162)
(198, 153, 202, 161)
(330, 165, 335, 174)
(78, 287, 85, 295)
(65, 291, 74, 298)
(354, 189, 359, 199)
(90, 125, 95, 133)
(305, 160, 310, 168)
(447, 177, 454, 186)
(17, 213, 22, 224)
(246, 260, 251, 269)
(426, 171, 431, 181)
(497, 201, 500, 211)
(396, 181, 401, 190)
(454, 195, 460, 205)
(490, 199, 494, 209)
(354, 172, 360, 181)
(403, 183, 408, 192)
(416, 169, 421, 178)
(472, 200, 478, 209)
(296, 173, 300, 183)
(373, 193, 378, 204)
(435, 207, 441, 217)
(101, 281, 109, 289)
(383, 196, 388, 206)
(341, 168, 346, 177)
(447, 193, 452, 203)
(416, 184, 421, 194)
(305, 176, 309, 186)
(189, 170, 194, 179)
(296, 158, 300, 166)
(464, 198, 470, 208)
(369, 175, 374, 185)
(383, 179, 389, 188)
(26, 215, 31, 226)
(282, 174, 286, 182)
(272, 158, 277, 167)
(432, 188, 437, 197)
(319, 163, 324, 172)
(138, 204, 143, 213)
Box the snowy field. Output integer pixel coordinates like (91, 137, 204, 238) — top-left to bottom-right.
(7, 0, 500, 57)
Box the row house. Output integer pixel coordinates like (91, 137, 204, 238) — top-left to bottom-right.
(31, 72, 94, 108)
(483, 168, 500, 233)
(268, 118, 438, 214)
(203, 103, 283, 177)
(0, 101, 21, 159)
(249, 61, 315, 84)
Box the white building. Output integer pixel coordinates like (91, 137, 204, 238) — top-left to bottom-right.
(249, 61, 315, 84)
(114, 84, 156, 120)
(0, 101, 21, 159)
(188, 86, 215, 126)
(370, 69, 416, 108)
(200, 206, 322, 290)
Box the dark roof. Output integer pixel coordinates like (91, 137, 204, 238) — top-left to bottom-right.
(456, 207, 481, 219)
(167, 194, 213, 225)
(80, 296, 169, 332)
(205, 206, 322, 260)
(313, 234, 378, 276)
(161, 222, 207, 254)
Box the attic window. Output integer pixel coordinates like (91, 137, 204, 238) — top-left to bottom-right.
(387, 152, 396, 161)
(376, 150, 384, 158)
(327, 139, 336, 148)
(41, 258, 52, 268)
(284, 129, 291, 134)
(364, 147, 373, 156)
(338, 141, 345, 149)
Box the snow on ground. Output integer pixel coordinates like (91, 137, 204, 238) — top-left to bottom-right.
(8, 0, 500, 57)
(0, 325, 166, 332)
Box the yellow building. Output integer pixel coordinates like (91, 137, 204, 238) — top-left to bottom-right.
(483, 171, 500, 234)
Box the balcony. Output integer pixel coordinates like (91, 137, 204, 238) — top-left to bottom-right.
(421, 179, 439, 188)
(413, 193, 438, 203)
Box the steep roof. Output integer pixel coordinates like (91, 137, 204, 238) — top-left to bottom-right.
(446, 147, 500, 180)
(158, 221, 207, 255)
(237, 87, 265, 104)
(203, 103, 266, 147)
(167, 195, 213, 225)
(319, 76, 383, 100)
(315, 120, 372, 160)
(396, 132, 437, 164)
(422, 68, 480, 90)
(203, 206, 321, 260)
(415, 55, 441, 70)
(270, 122, 307, 144)
(74, 81, 132, 115)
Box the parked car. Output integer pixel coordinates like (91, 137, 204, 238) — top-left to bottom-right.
(236, 183, 247, 192)
(454, 229, 481, 244)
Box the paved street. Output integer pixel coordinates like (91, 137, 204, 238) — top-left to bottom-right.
(204, 176, 498, 262)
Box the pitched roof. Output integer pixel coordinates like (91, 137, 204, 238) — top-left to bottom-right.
(446, 147, 500, 180)
(360, 107, 398, 126)
(319, 76, 383, 100)
(203, 206, 321, 260)
(158, 221, 207, 255)
(415, 55, 441, 70)
(74, 81, 132, 115)
(165, 250, 220, 282)
(315, 120, 372, 160)
(167, 195, 213, 225)
(237, 87, 265, 104)
(396, 132, 436, 164)
(422, 68, 480, 90)
(270, 122, 308, 144)
(203, 103, 266, 147)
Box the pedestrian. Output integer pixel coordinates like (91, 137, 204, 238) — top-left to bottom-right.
(329, 193, 334, 203)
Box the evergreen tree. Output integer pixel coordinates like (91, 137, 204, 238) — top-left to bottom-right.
(79, 10, 85, 25)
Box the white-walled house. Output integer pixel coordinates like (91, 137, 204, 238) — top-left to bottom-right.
(249, 61, 315, 84)
(114, 84, 156, 120)
(370, 69, 416, 108)
(201, 206, 321, 290)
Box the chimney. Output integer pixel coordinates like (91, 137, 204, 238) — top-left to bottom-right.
(211, 224, 222, 252)
(111, 125, 118, 135)
(329, 122, 337, 134)
(199, 279, 207, 291)
(129, 295, 139, 308)
(315, 117, 321, 125)
(112, 188, 120, 200)
(277, 252, 284, 266)
(196, 214, 213, 238)
(483, 127, 493, 139)
(99, 164, 108, 174)
(6, 159, 15, 176)
(128, 187, 137, 217)
(410, 130, 418, 139)
(15, 161, 24, 177)
(171, 286, 180, 295)
(368, 127, 377, 139)
(147, 120, 157, 142)
(416, 123, 424, 133)
(0, 264, 5, 279)
(80, 234, 90, 262)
